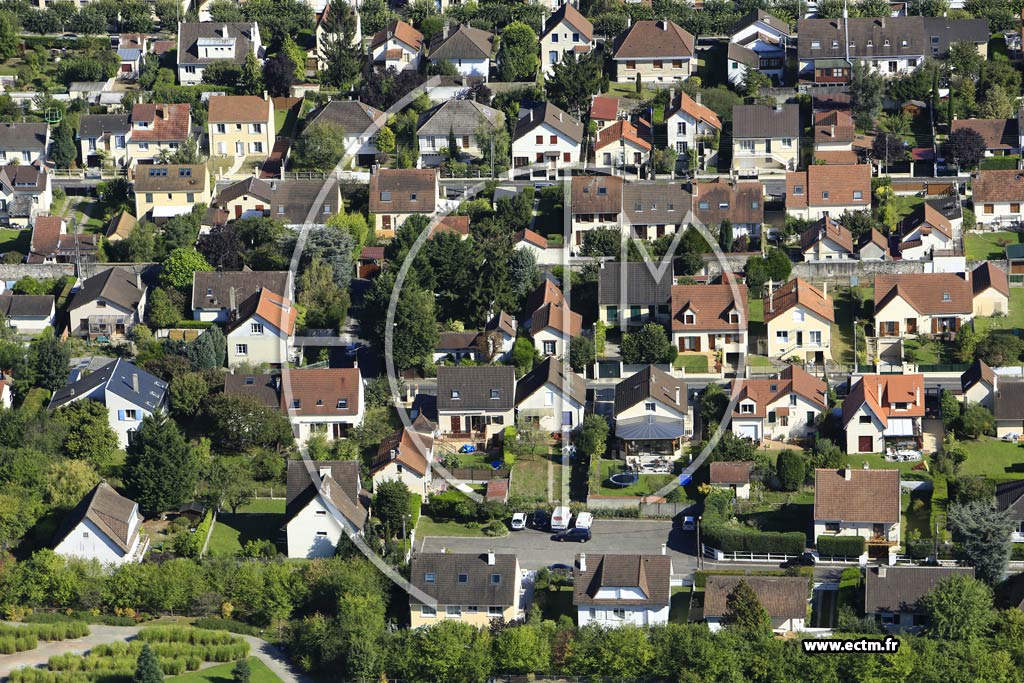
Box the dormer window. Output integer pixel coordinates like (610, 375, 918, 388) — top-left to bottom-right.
(942, 292, 950, 302)
(740, 402, 755, 414)
(719, 202, 729, 209)
(901, 39, 908, 46)
(490, 389, 499, 399)
(337, 399, 348, 409)
(316, 399, 323, 406)
(866, 40, 872, 47)
(831, 40, 838, 48)
(598, 187, 607, 195)
(451, 390, 460, 400)
(794, 185, 804, 195)
(244, 377, 255, 385)
(811, 40, 821, 49)
(458, 573, 469, 583)
(698, 201, 710, 210)
(490, 573, 501, 585)
(790, 393, 798, 406)
(884, 39, 890, 46)
(635, 202, 642, 211)
(425, 572, 436, 583)
(410, 192, 418, 201)
(380, 191, 391, 201)
(291, 399, 301, 409)
(894, 402, 909, 410)
(770, 384, 777, 392)
(729, 311, 739, 324)
(179, 168, 191, 177)
(822, 191, 829, 200)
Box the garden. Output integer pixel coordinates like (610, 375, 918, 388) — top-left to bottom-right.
(0, 621, 90, 654)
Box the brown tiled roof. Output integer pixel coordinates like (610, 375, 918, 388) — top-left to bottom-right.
(801, 215, 854, 254)
(961, 358, 996, 393)
(613, 20, 694, 59)
(486, 479, 509, 501)
(542, 2, 594, 42)
(192, 270, 290, 311)
(432, 215, 470, 238)
(764, 278, 835, 323)
(814, 467, 900, 523)
(813, 109, 855, 144)
(515, 228, 547, 248)
(874, 272, 973, 315)
(285, 459, 368, 528)
(786, 164, 871, 211)
(840, 374, 925, 427)
(590, 96, 618, 122)
(360, 246, 385, 260)
(281, 368, 361, 417)
(667, 92, 722, 130)
(373, 426, 431, 476)
(29, 215, 62, 259)
(703, 576, 808, 620)
(106, 212, 137, 241)
(526, 278, 565, 315)
(227, 288, 296, 335)
(130, 103, 190, 142)
(573, 554, 671, 607)
(370, 20, 423, 51)
(693, 178, 763, 225)
(671, 283, 749, 332)
(951, 118, 1018, 151)
(52, 481, 141, 553)
(814, 150, 860, 164)
(410, 553, 519, 607)
(972, 261, 1010, 299)
(865, 566, 975, 615)
(571, 175, 623, 214)
(730, 365, 827, 418)
(902, 200, 954, 239)
(208, 95, 272, 123)
(613, 365, 686, 414)
(369, 168, 436, 213)
(709, 461, 753, 485)
(531, 299, 582, 337)
(973, 169, 1024, 203)
(595, 119, 652, 152)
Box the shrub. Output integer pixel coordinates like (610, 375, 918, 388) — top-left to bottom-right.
(702, 523, 806, 555)
(427, 490, 474, 521)
(817, 535, 866, 557)
(948, 476, 996, 505)
(190, 618, 260, 636)
(775, 450, 806, 491)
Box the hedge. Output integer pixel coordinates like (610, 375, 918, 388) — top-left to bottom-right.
(172, 320, 216, 329)
(192, 510, 214, 557)
(816, 535, 866, 557)
(0, 622, 89, 641)
(190, 618, 261, 636)
(702, 523, 806, 555)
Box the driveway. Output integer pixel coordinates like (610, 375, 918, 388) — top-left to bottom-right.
(419, 520, 698, 571)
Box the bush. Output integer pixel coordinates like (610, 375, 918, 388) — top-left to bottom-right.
(427, 490, 474, 521)
(816, 535, 866, 557)
(775, 450, 806, 491)
(948, 476, 996, 505)
(702, 523, 806, 555)
(190, 618, 261, 636)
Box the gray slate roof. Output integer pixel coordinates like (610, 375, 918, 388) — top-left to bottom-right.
(994, 381, 1024, 421)
(573, 554, 672, 607)
(52, 481, 142, 552)
(304, 100, 386, 139)
(614, 365, 686, 415)
(79, 114, 131, 139)
(410, 552, 519, 607)
(597, 261, 673, 306)
(514, 356, 586, 406)
(417, 99, 504, 137)
(514, 101, 583, 144)
(223, 373, 280, 409)
(192, 270, 291, 312)
(864, 566, 975, 614)
(285, 459, 369, 528)
(429, 25, 494, 61)
(0, 123, 47, 153)
(996, 479, 1024, 517)
(0, 294, 54, 318)
(69, 267, 143, 313)
(796, 17, 987, 61)
(622, 182, 693, 225)
(178, 21, 259, 66)
(437, 365, 516, 412)
(733, 104, 800, 139)
(216, 177, 338, 224)
(50, 358, 167, 412)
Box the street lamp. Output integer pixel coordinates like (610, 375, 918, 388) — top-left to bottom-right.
(696, 515, 703, 570)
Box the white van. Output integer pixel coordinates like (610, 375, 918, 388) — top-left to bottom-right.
(551, 506, 572, 530)
(575, 512, 594, 529)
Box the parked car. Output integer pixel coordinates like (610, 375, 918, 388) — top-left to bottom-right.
(551, 505, 573, 530)
(780, 552, 816, 569)
(681, 515, 697, 532)
(553, 528, 591, 543)
(575, 512, 594, 529)
(510, 513, 527, 531)
(532, 509, 549, 530)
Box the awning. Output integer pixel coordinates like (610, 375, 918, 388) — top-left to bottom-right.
(815, 59, 851, 68)
(883, 418, 916, 437)
(615, 415, 685, 441)
(152, 205, 192, 218)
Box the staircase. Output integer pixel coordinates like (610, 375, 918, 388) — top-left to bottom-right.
(716, 136, 733, 173)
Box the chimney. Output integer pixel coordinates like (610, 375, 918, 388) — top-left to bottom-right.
(675, 386, 680, 405)
(964, 269, 970, 283)
(695, 91, 702, 105)
(558, 112, 563, 122)
(830, 125, 835, 138)
(131, 373, 139, 393)
(660, 18, 668, 30)
(487, 551, 496, 566)
(136, 271, 142, 290)
(994, 373, 999, 393)
(221, 24, 229, 38)
(318, 466, 331, 479)
(390, 448, 398, 460)
(878, 565, 887, 578)
(229, 286, 237, 313)
(579, 553, 587, 572)
(768, 283, 774, 313)
(843, 467, 852, 481)
(443, 22, 449, 39)
(915, 386, 920, 404)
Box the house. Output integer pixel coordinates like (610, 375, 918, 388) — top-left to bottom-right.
(370, 20, 423, 72)
(285, 459, 369, 558)
(665, 92, 722, 167)
(368, 168, 438, 239)
(865, 566, 975, 631)
(972, 262, 1010, 317)
(531, 297, 581, 358)
(371, 420, 434, 497)
(961, 358, 997, 410)
(594, 120, 652, 172)
(79, 114, 131, 168)
(433, 215, 471, 239)
(49, 358, 168, 449)
(434, 331, 481, 364)
(207, 94, 274, 159)
(614, 365, 688, 461)
(797, 17, 988, 83)
(598, 261, 674, 328)
(671, 282, 749, 367)
(105, 212, 136, 243)
(814, 467, 901, 555)
(117, 47, 142, 79)
(996, 480, 1024, 542)
(621, 182, 693, 241)
(785, 164, 872, 220)
(0, 294, 55, 335)
(873, 272, 977, 343)
(177, 21, 263, 85)
(732, 104, 800, 176)
(898, 199, 956, 260)
(704, 576, 809, 633)
(0, 163, 52, 226)
(540, 3, 594, 76)
(28, 215, 100, 264)
(223, 372, 280, 409)
(573, 554, 672, 627)
(511, 102, 583, 177)
(693, 178, 764, 238)
(972, 169, 1024, 226)
(436, 365, 516, 440)
(281, 368, 363, 445)
(312, 1, 361, 71)
(951, 118, 1019, 157)
(726, 10, 792, 87)
(611, 20, 695, 83)
(840, 374, 925, 454)
(813, 110, 858, 165)
(590, 96, 620, 131)
(192, 270, 292, 322)
(570, 174, 622, 248)
(214, 176, 340, 226)
(764, 278, 835, 363)
(514, 228, 554, 263)
(133, 164, 211, 220)
(994, 381, 1024, 439)
(52, 482, 147, 565)
(709, 461, 753, 499)
(514, 356, 586, 432)
(126, 103, 191, 165)
(357, 246, 385, 279)
(67, 268, 146, 341)
(303, 100, 385, 168)
(428, 24, 493, 82)
(409, 552, 521, 627)
(801, 216, 855, 261)
(225, 287, 297, 368)
(416, 99, 504, 168)
(729, 365, 827, 443)
(0, 123, 49, 165)
(858, 228, 891, 260)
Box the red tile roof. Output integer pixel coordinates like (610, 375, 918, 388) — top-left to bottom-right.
(671, 283, 749, 332)
(874, 273, 973, 316)
(595, 119, 652, 152)
(590, 96, 619, 122)
(814, 468, 900, 524)
(764, 278, 835, 323)
(281, 368, 361, 417)
(613, 20, 694, 59)
(841, 374, 925, 428)
(131, 103, 190, 142)
(668, 92, 722, 130)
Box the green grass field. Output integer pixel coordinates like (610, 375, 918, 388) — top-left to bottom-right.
(747, 354, 775, 367)
(593, 459, 676, 497)
(511, 453, 552, 503)
(965, 231, 1019, 261)
(0, 227, 29, 255)
(669, 586, 690, 623)
(415, 515, 490, 538)
(170, 658, 282, 683)
(975, 289, 1024, 335)
(674, 354, 709, 372)
(207, 499, 285, 556)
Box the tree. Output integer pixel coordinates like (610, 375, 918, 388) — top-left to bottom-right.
(744, 256, 769, 294)
(124, 413, 198, 514)
(231, 658, 251, 683)
(877, 112, 912, 137)
(98, 177, 134, 214)
(511, 337, 537, 377)
(263, 53, 297, 97)
(240, 0, 314, 46)
(948, 500, 1014, 585)
(959, 402, 995, 439)
(578, 414, 609, 459)
(941, 389, 961, 432)
(203, 394, 294, 452)
(319, 2, 362, 88)
(580, 227, 622, 257)
(30, 331, 70, 392)
(850, 60, 884, 129)
(699, 383, 729, 435)
(569, 335, 595, 373)
(545, 52, 601, 116)
(723, 579, 772, 636)
(945, 127, 987, 170)
(169, 373, 209, 418)
(281, 36, 307, 82)
(0, 11, 18, 61)
(134, 644, 163, 683)
(775, 450, 806, 491)
(742, 68, 771, 98)
(976, 333, 1024, 366)
(620, 323, 677, 365)
(373, 480, 412, 538)
(977, 84, 1015, 119)
(765, 247, 792, 282)
(239, 52, 264, 95)
(187, 326, 226, 370)
(203, 61, 244, 86)
(920, 573, 994, 640)
(146, 287, 184, 329)
(297, 258, 349, 331)
(55, 401, 120, 469)
(45, 459, 100, 508)
(872, 132, 907, 172)
(375, 126, 396, 157)
(718, 220, 733, 253)
(293, 121, 347, 171)
(948, 40, 983, 79)
(160, 248, 212, 290)
(51, 119, 77, 169)
(954, 323, 978, 363)
(497, 21, 538, 81)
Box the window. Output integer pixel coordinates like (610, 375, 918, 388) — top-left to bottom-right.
(776, 331, 789, 343)
(550, 135, 557, 145)
(739, 140, 754, 152)
(421, 605, 436, 617)
(235, 344, 248, 355)
(179, 167, 191, 177)
(186, 192, 194, 203)
(543, 340, 556, 355)
(535, 135, 543, 144)
(490, 573, 501, 585)
(645, 401, 656, 412)
(572, 32, 580, 42)
(292, 399, 301, 409)
(252, 123, 262, 133)
(884, 39, 890, 46)
(831, 40, 838, 48)
(792, 308, 805, 323)
(860, 415, 872, 424)
(740, 403, 755, 414)
(458, 573, 469, 583)
(244, 376, 255, 385)
(145, 193, 153, 202)
(866, 40, 872, 47)
(626, 60, 636, 69)
(466, 605, 478, 613)
(793, 185, 804, 196)
(931, 35, 939, 43)
(684, 312, 695, 324)
(781, 137, 792, 148)
(894, 402, 909, 411)
(653, 60, 663, 69)
(612, 609, 626, 620)
(446, 605, 462, 617)
(425, 572, 436, 583)
(410, 193, 418, 201)
(250, 323, 264, 335)
(490, 389, 500, 399)
(337, 399, 348, 409)
(676, 121, 687, 135)
(488, 606, 503, 617)
(380, 191, 391, 202)
(252, 142, 263, 153)
(450, 390, 460, 400)
(315, 510, 326, 516)
(790, 393, 798, 407)
(811, 40, 820, 49)
(124, 409, 138, 420)
(822, 191, 830, 200)
(316, 531, 328, 536)
(853, 190, 862, 200)
(809, 330, 822, 346)
(942, 292, 950, 302)
(551, 33, 558, 43)
(83, 531, 89, 538)
(825, 522, 840, 533)
(672, 60, 682, 68)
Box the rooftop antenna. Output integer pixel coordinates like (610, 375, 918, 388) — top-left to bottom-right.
(843, 0, 851, 68)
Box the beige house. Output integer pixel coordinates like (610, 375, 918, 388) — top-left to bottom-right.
(614, 365, 688, 460)
(973, 169, 1024, 227)
(436, 366, 515, 439)
(873, 272, 977, 346)
(281, 368, 364, 446)
(368, 168, 438, 239)
(960, 358, 997, 410)
(729, 365, 827, 443)
(994, 382, 1024, 439)
(732, 104, 800, 176)
(410, 552, 521, 628)
(371, 418, 434, 497)
(515, 357, 586, 433)
(207, 94, 274, 159)
(597, 261, 674, 328)
(415, 99, 504, 168)
(134, 164, 210, 220)
(67, 268, 146, 340)
(785, 164, 871, 221)
(126, 103, 191, 165)
(764, 278, 834, 363)
(611, 20, 694, 83)
(814, 467, 901, 558)
(531, 295, 581, 358)
(840, 374, 925, 454)
(570, 174, 622, 249)
(812, 109, 857, 165)
(225, 288, 296, 368)
(671, 282, 748, 369)
(801, 216, 855, 261)
(540, 3, 594, 76)
(594, 120, 652, 171)
(79, 114, 131, 168)
(971, 262, 1010, 317)
(709, 461, 753, 499)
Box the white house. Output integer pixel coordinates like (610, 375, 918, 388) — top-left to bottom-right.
(613, 365, 688, 461)
(709, 461, 753, 500)
(973, 169, 1024, 226)
(727, 9, 791, 87)
(898, 200, 955, 260)
(67, 268, 146, 341)
(530, 296, 582, 359)
(428, 24, 493, 81)
(801, 216, 855, 261)
(764, 278, 835, 364)
(281, 368, 364, 446)
(225, 288, 297, 368)
(665, 92, 722, 167)
(192, 271, 292, 323)
(511, 102, 583, 178)
(514, 357, 586, 432)
(574, 554, 672, 627)
(865, 566, 976, 632)
(0, 163, 52, 227)
(371, 417, 435, 497)
(611, 20, 695, 83)
(48, 358, 168, 449)
(285, 459, 369, 558)
(732, 104, 800, 176)
(814, 467, 901, 556)
(593, 120, 652, 172)
(729, 365, 827, 443)
(704, 575, 809, 633)
(53, 482, 148, 565)
(0, 123, 49, 165)
(303, 100, 385, 168)
(416, 99, 504, 168)
(0, 294, 55, 335)
(786, 163, 872, 221)
(840, 374, 925, 455)
(960, 358, 997, 410)
(539, 3, 593, 76)
(370, 21, 423, 71)
(177, 21, 263, 86)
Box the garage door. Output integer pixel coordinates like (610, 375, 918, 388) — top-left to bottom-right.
(736, 424, 759, 441)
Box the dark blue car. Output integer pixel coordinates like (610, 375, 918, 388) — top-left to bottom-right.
(553, 528, 591, 543)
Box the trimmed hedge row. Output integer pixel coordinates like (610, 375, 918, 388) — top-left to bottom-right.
(0, 634, 38, 654)
(136, 626, 245, 646)
(816, 535, 866, 557)
(703, 523, 806, 555)
(0, 622, 90, 641)
(191, 617, 262, 636)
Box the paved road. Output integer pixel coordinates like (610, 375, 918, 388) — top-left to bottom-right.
(0, 624, 310, 683)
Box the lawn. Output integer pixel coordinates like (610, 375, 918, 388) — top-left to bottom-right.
(511, 452, 553, 503)
(674, 354, 709, 373)
(593, 459, 676, 497)
(604, 82, 660, 102)
(206, 499, 285, 556)
(747, 354, 775, 367)
(956, 437, 1024, 478)
(975, 289, 1024, 335)
(275, 105, 300, 138)
(0, 227, 29, 255)
(902, 337, 951, 365)
(890, 195, 923, 223)
(534, 586, 574, 621)
(964, 231, 1019, 261)
(170, 658, 281, 683)
(669, 586, 691, 623)
(734, 490, 813, 534)
(73, 200, 107, 233)
(832, 287, 872, 366)
(748, 298, 764, 323)
(415, 515, 489, 538)
(902, 489, 932, 542)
